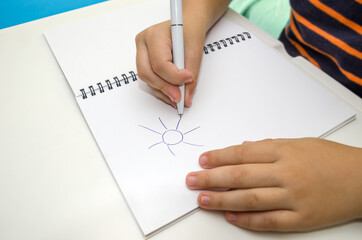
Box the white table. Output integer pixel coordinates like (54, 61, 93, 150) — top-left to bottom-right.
(1, 0, 361, 239)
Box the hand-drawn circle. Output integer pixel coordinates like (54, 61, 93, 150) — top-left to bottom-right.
(162, 130, 183, 145)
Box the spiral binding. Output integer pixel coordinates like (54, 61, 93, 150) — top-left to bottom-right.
(79, 32, 252, 99)
(203, 32, 251, 54)
(79, 71, 137, 99)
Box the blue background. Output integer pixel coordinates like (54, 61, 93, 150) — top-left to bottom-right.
(0, 0, 107, 29)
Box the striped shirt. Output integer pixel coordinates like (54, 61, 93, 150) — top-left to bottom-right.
(279, 0, 362, 97)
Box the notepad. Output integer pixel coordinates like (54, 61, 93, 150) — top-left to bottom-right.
(44, 0, 356, 237)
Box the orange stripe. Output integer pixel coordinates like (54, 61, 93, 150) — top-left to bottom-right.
(290, 13, 362, 85)
(292, 9, 362, 60)
(310, 0, 362, 34)
(284, 24, 321, 68)
(355, 0, 362, 4)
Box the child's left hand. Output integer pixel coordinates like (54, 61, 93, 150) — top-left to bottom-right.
(186, 138, 362, 231)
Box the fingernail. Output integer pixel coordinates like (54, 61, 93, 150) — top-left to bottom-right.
(199, 154, 208, 167)
(200, 195, 210, 206)
(185, 77, 193, 83)
(168, 94, 176, 102)
(227, 213, 237, 222)
(171, 102, 177, 109)
(186, 174, 197, 187)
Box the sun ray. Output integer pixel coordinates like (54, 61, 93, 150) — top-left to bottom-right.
(176, 116, 182, 130)
(183, 126, 200, 135)
(149, 141, 163, 149)
(138, 125, 162, 135)
(167, 145, 175, 156)
(183, 141, 204, 147)
(159, 117, 167, 129)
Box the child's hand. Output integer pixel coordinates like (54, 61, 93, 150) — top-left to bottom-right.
(135, 0, 231, 108)
(135, 20, 205, 108)
(186, 138, 362, 231)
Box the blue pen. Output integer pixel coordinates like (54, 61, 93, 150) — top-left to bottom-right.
(170, 0, 185, 115)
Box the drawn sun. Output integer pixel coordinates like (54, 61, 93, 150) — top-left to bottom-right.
(139, 116, 203, 156)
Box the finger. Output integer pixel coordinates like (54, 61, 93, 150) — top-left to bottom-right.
(186, 164, 280, 190)
(184, 44, 203, 107)
(199, 139, 280, 169)
(198, 187, 291, 211)
(184, 80, 196, 107)
(145, 31, 194, 86)
(226, 210, 301, 232)
(148, 85, 177, 108)
(136, 39, 181, 102)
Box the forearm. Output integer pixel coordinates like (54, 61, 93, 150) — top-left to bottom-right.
(183, 0, 231, 33)
(349, 146, 362, 219)
(182, 0, 231, 75)
(183, 0, 231, 51)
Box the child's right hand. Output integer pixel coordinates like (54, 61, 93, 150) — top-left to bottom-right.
(135, 20, 205, 108)
(135, 0, 231, 108)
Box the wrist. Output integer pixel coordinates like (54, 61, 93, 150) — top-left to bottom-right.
(183, 0, 231, 32)
(182, 0, 231, 57)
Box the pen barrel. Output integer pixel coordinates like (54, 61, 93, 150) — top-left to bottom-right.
(170, 0, 185, 114)
(170, 0, 183, 25)
(171, 26, 184, 69)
